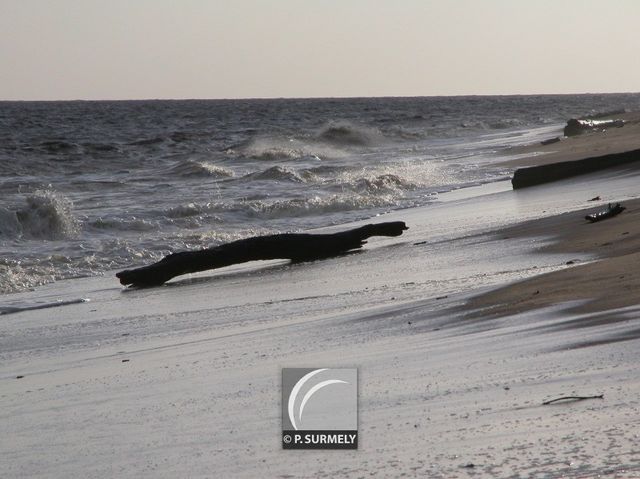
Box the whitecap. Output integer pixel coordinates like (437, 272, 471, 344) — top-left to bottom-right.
(0, 190, 79, 240)
(169, 160, 234, 178)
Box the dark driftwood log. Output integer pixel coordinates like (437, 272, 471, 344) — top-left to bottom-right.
(585, 203, 625, 223)
(116, 221, 408, 287)
(511, 148, 640, 189)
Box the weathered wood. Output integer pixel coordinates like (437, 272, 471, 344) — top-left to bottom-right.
(511, 149, 640, 189)
(585, 203, 625, 223)
(116, 221, 408, 287)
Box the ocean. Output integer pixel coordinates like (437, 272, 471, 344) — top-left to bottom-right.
(2, 93, 640, 294)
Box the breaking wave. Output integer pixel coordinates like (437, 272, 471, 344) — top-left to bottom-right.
(316, 121, 383, 146)
(243, 194, 398, 219)
(350, 174, 412, 193)
(165, 202, 220, 219)
(0, 239, 160, 294)
(159, 192, 401, 223)
(245, 145, 305, 161)
(169, 160, 234, 178)
(227, 134, 347, 163)
(0, 190, 79, 240)
(244, 166, 316, 183)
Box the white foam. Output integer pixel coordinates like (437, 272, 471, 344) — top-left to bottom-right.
(24, 190, 78, 239)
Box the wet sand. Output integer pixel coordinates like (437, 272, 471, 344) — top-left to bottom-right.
(468, 133, 640, 318)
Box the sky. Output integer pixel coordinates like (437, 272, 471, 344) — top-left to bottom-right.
(1, 0, 639, 100)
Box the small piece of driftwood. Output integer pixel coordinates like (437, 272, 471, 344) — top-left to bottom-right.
(116, 221, 408, 287)
(542, 394, 604, 405)
(585, 203, 625, 223)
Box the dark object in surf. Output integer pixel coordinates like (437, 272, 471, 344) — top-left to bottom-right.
(564, 118, 624, 137)
(116, 222, 409, 287)
(585, 203, 626, 223)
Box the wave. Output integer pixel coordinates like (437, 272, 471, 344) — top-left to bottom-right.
(351, 174, 413, 193)
(82, 142, 121, 153)
(168, 160, 234, 178)
(128, 137, 165, 146)
(165, 202, 221, 219)
(316, 121, 383, 146)
(242, 194, 398, 219)
(0, 259, 54, 294)
(305, 165, 351, 176)
(0, 190, 79, 240)
(227, 134, 348, 163)
(246, 145, 305, 161)
(230, 137, 312, 161)
(38, 140, 78, 153)
(90, 216, 158, 231)
(159, 192, 399, 222)
(0, 239, 160, 294)
(243, 166, 316, 183)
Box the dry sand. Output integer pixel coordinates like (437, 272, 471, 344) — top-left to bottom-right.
(502, 111, 640, 167)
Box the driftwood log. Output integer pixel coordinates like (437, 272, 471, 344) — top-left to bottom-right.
(511, 148, 640, 189)
(585, 203, 625, 223)
(116, 221, 408, 287)
(563, 118, 624, 137)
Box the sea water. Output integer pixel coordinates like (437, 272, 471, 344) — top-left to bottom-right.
(2, 94, 640, 293)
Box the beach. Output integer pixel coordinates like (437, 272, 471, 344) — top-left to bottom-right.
(467, 111, 640, 318)
(502, 111, 640, 167)
(3, 102, 640, 478)
(467, 198, 640, 318)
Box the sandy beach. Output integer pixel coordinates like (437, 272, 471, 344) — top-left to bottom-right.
(502, 110, 640, 167)
(467, 198, 640, 318)
(467, 113, 640, 319)
(3, 115, 640, 478)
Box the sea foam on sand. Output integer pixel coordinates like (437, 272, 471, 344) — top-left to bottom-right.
(2, 165, 640, 477)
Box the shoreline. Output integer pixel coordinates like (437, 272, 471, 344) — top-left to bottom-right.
(4, 110, 640, 477)
(465, 111, 640, 318)
(502, 111, 640, 168)
(507, 112, 640, 188)
(465, 197, 640, 317)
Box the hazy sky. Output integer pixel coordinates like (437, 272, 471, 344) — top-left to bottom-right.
(2, 0, 639, 100)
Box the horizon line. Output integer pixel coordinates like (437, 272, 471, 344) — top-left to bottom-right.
(2, 90, 640, 103)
